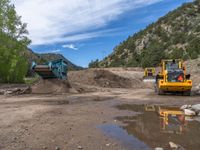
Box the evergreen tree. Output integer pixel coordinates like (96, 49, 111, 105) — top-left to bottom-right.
(141, 41, 165, 68)
(89, 59, 99, 68)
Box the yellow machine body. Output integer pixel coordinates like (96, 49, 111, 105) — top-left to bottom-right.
(144, 68, 156, 77)
(158, 80, 192, 92)
(143, 68, 156, 82)
(158, 107, 186, 134)
(156, 59, 192, 95)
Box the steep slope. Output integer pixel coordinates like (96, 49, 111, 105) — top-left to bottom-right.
(99, 0, 200, 68)
(24, 49, 82, 70)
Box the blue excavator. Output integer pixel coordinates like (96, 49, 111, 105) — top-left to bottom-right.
(31, 59, 68, 79)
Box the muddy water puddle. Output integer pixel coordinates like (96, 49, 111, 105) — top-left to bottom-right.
(100, 104, 200, 150)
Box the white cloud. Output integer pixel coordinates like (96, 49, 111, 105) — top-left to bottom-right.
(62, 44, 78, 50)
(12, 0, 162, 45)
(50, 49, 61, 53)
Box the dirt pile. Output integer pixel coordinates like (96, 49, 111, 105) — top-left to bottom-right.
(186, 58, 200, 94)
(195, 84, 200, 95)
(68, 69, 144, 88)
(0, 85, 30, 95)
(186, 58, 200, 73)
(31, 79, 76, 94)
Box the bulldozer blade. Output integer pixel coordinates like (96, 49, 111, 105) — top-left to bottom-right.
(143, 77, 156, 83)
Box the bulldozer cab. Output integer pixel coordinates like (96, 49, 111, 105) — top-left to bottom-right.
(167, 69, 184, 82)
(161, 59, 185, 83)
(143, 68, 156, 82)
(144, 68, 155, 77)
(162, 59, 182, 71)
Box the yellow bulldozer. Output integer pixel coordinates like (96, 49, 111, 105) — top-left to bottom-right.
(143, 67, 156, 82)
(155, 59, 192, 96)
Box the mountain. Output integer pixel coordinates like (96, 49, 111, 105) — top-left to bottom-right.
(98, 0, 200, 68)
(25, 49, 83, 71)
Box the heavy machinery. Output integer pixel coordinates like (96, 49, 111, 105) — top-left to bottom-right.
(31, 59, 68, 79)
(143, 67, 156, 82)
(158, 107, 186, 134)
(155, 59, 192, 95)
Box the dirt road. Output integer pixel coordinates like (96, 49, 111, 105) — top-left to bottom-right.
(0, 68, 200, 150)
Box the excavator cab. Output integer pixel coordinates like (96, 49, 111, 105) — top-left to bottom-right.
(155, 59, 192, 95)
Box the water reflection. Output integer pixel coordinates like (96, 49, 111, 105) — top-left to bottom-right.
(114, 104, 200, 150)
(99, 124, 152, 150)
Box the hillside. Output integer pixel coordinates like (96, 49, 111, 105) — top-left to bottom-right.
(24, 49, 82, 70)
(98, 0, 200, 68)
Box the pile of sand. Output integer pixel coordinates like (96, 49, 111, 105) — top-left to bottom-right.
(31, 79, 76, 94)
(0, 68, 151, 95)
(0, 68, 150, 95)
(68, 69, 144, 89)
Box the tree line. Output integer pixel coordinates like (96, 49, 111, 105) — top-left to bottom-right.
(0, 0, 30, 83)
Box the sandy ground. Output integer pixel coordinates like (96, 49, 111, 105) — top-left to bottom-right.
(0, 68, 200, 150)
(1, 89, 200, 150)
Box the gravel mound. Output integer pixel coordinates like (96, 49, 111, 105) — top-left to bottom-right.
(69, 69, 144, 88)
(186, 58, 200, 94)
(31, 79, 76, 94)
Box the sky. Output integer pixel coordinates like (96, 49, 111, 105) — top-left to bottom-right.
(12, 0, 193, 67)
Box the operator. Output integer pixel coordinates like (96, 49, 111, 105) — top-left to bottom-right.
(178, 75, 183, 82)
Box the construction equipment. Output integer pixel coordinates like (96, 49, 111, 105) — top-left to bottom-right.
(158, 107, 186, 134)
(155, 59, 192, 95)
(143, 67, 156, 82)
(31, 59, 68, 79)
(158, 107, 184, 117)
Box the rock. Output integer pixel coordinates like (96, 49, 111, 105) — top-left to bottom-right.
(195, 84, 200, 95)
(191, 104, 200, 112)
(169, 142, 186, 150)
(105, 81, 110, 85)
(13, 137, 17, 140)
(184, 109, 196, 116)
(43, 146, 47, 149)
(77, 146, 83, 149)
(55, 146, 60, 150)
(180, 105, 191, 110)
(169, 142, 179, 149)
(102, 121, 107, 124)
(0, 90, 5, 95)
(155, 148, 164, 150)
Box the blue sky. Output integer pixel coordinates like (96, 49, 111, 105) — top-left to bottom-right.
(13, 0, 193, 67)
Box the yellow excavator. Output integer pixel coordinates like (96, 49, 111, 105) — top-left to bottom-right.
(155, 59, 192, 96)
(143, 67, 156, 82)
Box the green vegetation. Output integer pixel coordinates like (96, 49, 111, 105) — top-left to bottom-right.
(141, 41, 165, 67)
(99, 0, 200, 68)
(89, 59, 99, 68)
(0, 0, 30, 83)
(24, 76, 39, 85)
